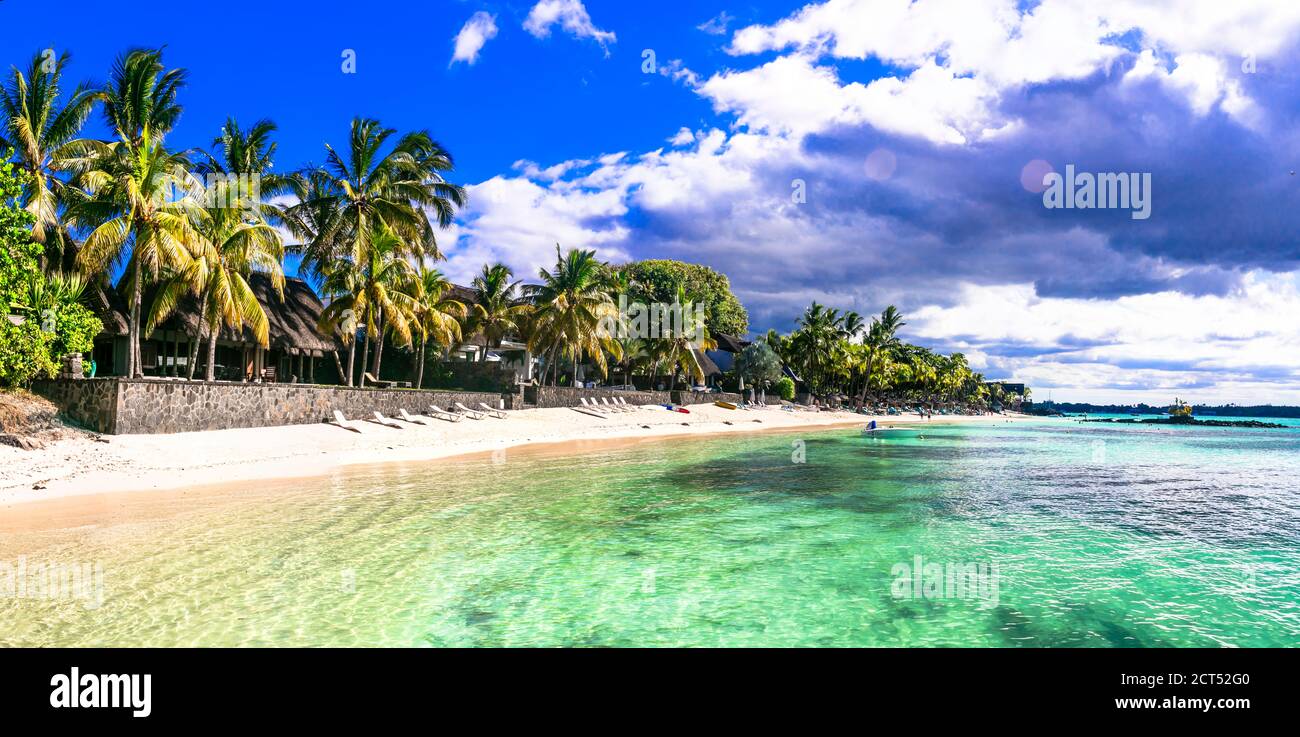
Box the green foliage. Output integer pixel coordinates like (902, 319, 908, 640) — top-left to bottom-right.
(735, 341, 783, 387)
(0, 157, 100, 386)
(0, 321, 58, 386)
(776, 376, 796, 401)
(618, 260, 748, 336)
(0, 158, 41, 308)
(50, 303, 101, 357)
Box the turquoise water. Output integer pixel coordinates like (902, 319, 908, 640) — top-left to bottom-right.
(2, 418, 1298, 646)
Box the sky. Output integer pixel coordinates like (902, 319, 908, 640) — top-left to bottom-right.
(5, 0, 1300, 404)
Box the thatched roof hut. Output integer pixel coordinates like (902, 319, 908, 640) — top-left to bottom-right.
(97, 274, 341, 355)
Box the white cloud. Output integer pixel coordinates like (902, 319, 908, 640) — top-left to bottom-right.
(717, 0, 1300, 144)
(1124, 50, 1260, 127)
(524, 0, 616, 50)
(698, 12, 734, 36)
(451, 12, 499, 66)
(909, 273, 1300, 403)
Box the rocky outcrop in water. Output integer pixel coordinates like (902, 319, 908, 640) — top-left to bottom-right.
(1082, 416, 1289, 429)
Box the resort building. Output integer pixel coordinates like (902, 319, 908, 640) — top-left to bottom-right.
(91, 274, 341, 382)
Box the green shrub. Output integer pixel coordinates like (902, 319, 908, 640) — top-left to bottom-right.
(0, 321, 58, 387)
(50, 302, 102, 357)
(776, 376, 796, 401)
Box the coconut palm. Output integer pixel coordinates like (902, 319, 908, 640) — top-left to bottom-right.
(854, 305, 906, 407)
(68, 48, 195, 378)
(307, 117, 465, 269)
(653, 282, 718, 387)
(406, 266, 465, 388)
(527, 246, 622, 385)
(0, 49, 100, 270)
(148, 209, 284, 381)
(465, 263, 528, 361)
(316, 222, 416, 386)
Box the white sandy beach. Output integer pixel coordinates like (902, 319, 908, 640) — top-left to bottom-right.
(0, 403, 1023, 509)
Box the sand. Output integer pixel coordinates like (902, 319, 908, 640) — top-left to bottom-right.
(0, 402, 1022, 509)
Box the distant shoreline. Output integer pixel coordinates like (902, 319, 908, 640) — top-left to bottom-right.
(0, 404, 1028, 511)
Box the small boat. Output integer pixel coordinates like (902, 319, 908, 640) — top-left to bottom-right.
(861, 421, 915, 437)
(714, 400, 738, 410)
(661, 404, 690, 414)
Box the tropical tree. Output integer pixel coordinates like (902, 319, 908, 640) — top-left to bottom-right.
(854, 305, 906, 407)
(406, 266, 464, 388)
(734, 340, 783, 400)
(305, 117, 465, 270)
(464, 263, 528, 361)
(0, 49, 100, 271)
(316, 222, 415, 386)
(68, 48, 195, 379)
(527, 246, 621, 385)
(652, 282, 717, 387)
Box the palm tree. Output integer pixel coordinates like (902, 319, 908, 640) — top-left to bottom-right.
(406, 266, 465, 388)
(854, 305, 906, 408)
(0, 49, 100, 271)
(527, 246, 621, 385)
(317, 222, 416, 386)
(653, 282, 717, 388)
(465, 263, 528, 361)
(307, 117, 465, 270)
(149, 209, 284, 381)
(68, 48, 194, 378)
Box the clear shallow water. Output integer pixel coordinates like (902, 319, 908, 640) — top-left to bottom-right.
(2, 419, 1298, 647)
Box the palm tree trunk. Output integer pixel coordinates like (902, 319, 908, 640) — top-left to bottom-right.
(205, 325, 218, 382)
(345, 341, 356, 387)
(371, 307, 385, 379)
(415, 335, 427, 389)
(187, 326, 203, 380)
(332, 350, 347, 386)
(359, 324, 371, 387)
(128, 265, 142, 378)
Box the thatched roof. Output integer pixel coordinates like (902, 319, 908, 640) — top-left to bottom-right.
(712, 332, 750, 353)
(98, 274, 342, 355)
(693, 348, 722, 377)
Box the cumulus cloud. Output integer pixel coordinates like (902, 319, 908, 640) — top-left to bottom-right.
(523, 0, 616, 51)
(451, 11, 499, 66)
(441, 0, 1300, 402)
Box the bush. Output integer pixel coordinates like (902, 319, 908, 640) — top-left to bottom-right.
(776, 376, 796, 401)
(0, 321, 58, 387)
(50, 302, 102, 357)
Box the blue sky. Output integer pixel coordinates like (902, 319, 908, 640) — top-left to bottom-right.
(6, 0, 1300, 404)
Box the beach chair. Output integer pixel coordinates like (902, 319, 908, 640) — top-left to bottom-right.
(453, 402, 487, 420)
(477, 402, 508, 419)
(580, 397, 609, 413)
(368, 411, 404, 429)
(398, 409, 429, 425)
(363, 372, 395, 389)
(614, 397, 639, 411)
(428, 405, 463, 423)
(328, 410, 363, 433)
(600, 397, 629, 413)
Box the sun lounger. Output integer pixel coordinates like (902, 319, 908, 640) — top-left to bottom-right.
(428, 405, 463, 423)
(600, 397, 630, 413)
(398, 409, 429, 425)
(453, 402, 487, 419)
(477, 402, 508, 419)
(368, 411, 404, 429)
(614, 397, 639, 411)
(329, 410, 363, 433)
(580, 397, 609, 413)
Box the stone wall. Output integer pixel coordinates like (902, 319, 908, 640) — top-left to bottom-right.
(33, 378, 516, 435)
